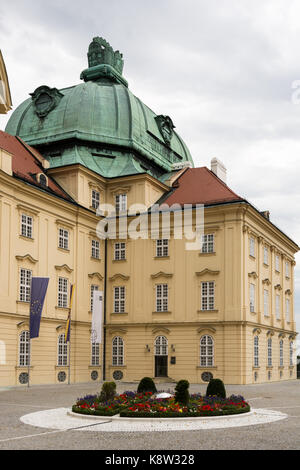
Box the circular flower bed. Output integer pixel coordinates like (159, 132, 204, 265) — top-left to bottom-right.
(72, 392, 250, 418)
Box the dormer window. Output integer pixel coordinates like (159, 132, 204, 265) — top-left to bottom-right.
(37, 173, 48, 187)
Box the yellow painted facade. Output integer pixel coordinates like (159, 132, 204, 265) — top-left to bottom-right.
(0, 161, 298, 386)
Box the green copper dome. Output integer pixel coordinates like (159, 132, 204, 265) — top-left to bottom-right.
(5, 37, 194, 179)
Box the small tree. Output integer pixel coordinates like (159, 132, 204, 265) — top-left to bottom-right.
(174, 379, 190, 405)
(99, 382, 116, 402)
(137, 377, 157, 393)
(206, 378, 226, 399)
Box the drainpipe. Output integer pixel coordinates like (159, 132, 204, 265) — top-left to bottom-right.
(103, 237, 108, 382)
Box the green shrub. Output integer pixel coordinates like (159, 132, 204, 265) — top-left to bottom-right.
(137, 377, 157, 394)
(174, 379, 190, 405)
(206, 378, 226, 399)
(99, 381, 116, 402)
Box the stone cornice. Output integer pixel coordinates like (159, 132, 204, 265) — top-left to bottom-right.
(109, 273, 130, 282)
(196, 269, 220, 277)
(248, 272, 258, 280)
(151, 272, 173, 280)
(88, 272, 104, 281)
(16, 254, 38, 264)
(55, 264, 73, 273)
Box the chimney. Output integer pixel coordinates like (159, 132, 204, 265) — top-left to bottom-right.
(211, 157, 227, 184)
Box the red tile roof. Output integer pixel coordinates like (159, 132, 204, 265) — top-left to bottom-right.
(0, 131, 72, 201)
(160, 167, 244, 206)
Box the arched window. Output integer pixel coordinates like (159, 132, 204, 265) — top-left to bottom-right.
(19, 331, 30, 366)
(254, 336, 259, 367)
(279, 339, 284, 367)
(200, 335, 214, 367)
(267, 338, 272, 367)
(155, 336, 168, 356)
(57, 334, 68, 366)
(112, 336, 124, 366)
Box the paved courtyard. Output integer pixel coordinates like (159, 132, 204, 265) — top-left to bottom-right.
(0, 380, 299, 450)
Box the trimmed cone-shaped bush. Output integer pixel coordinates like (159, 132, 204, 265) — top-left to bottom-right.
(206, 378, 226, 399)
(137, 377, 157, 394)
(174, 379, 190, 405)
(99, 382, 116, 402)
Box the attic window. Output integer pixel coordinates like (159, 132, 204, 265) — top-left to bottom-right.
(37, 173, 48, 187)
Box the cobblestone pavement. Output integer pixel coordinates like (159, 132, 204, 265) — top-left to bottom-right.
(0, 380, 299, 450)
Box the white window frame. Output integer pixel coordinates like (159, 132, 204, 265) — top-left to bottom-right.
(112, 336, 124, 366)
(264, 289, 269, 317)
(250, 283, 255, 313)
(114, 286, 125, 313)
(200, 335, 214, 367)
(19, 331, 30, 366)
(91, 239, 100, 259)
(156, 239, 169, 257)
(115, 194, 127, 213)
(279, 340, 284, 367)
(58, 277, 68, 308)
(21, 214, 33, 239)
(90, 284, 99, 311)
(264, 246, 269, 265)
(156, 284, 168, 312)
(19, 268, 32, 302)
(58, 228, 69, 250)
(114, 242, 126, 261)
(155, 336, 168, 356)
(275, 254, 280, 272)
(249, 237, 255, 257)
(91, 190, 100, 210)
(254, 336, 259, 367)
(275, 294, 280, 320)
(285, 261, 290, 278)
(91, 342, 100, 366)
(57, 334, 68, 366)
(285, 298, 290, 322)
(201, 281, 215, 311)
(202, 234, 214, 254)
(267, 338, 272, 367)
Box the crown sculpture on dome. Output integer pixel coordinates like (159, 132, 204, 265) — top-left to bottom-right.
(80, 37, 128, 87)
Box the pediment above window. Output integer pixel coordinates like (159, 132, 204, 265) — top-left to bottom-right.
(16, 254, 38, 264)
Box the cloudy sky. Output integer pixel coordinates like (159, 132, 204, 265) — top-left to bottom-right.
(1, 0, 300, 341)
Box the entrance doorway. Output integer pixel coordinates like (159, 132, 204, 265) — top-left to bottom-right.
(154, 336, 168, 377)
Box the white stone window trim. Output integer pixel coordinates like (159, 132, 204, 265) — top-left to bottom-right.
(200, 335, 214, 367)
(112, 336, 124, 366)
(19, 268, 32, 303)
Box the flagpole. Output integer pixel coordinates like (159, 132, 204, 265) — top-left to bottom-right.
(27, 337, 31, 388)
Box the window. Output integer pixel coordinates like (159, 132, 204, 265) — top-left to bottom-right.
(115, 194, 127, 213)
(286, 298, 290, 322)
(250, 283, 255, 313)
(275, 255, 280, 272)
(19, 331, 30, 366)
(155, 336, 168, 356)
(200, 335, 214, 367)
(275, 295, 280, 320)
(254, 336, 259, 367)
(249, 237, 255, 257)
(290, 342, 294, 366)
(285, 261, 290, 278)
(201, 282, 215, 311)
(114, 242, 126, 260)
(91, 342, 100, 366)
(90, 285, 99, 311)
(58, 228, 69, 250)
(264, 246, 269, 265)
(202, 234, 214, 253)
(267, 338, 272, 367)
(112, 336, 124, 366)
(58, 334, 68, 366)
(114, 286, 125, 313)
(156, 284, 168, 312)
(21, 214, 33, 238)
(19, 268, 32, 302)
(91, 239, 100, 259)
(156, 239, 169, 257)
(264, 289, 269, 317)
(91, 190, 100, 210)
(279, 340, 284, 367)
(58, 277, 68, 308)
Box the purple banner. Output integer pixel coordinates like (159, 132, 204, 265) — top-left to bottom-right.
(30, 277, 49, 339)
